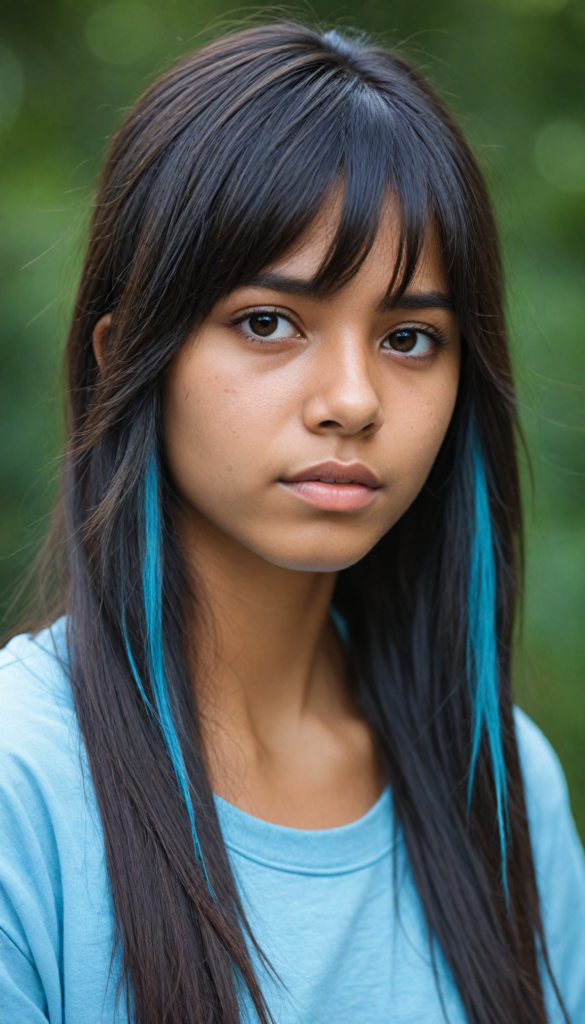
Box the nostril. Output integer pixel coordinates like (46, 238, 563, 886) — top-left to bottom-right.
(320, 419, 341, 428)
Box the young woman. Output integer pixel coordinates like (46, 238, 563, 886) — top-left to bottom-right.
(1, 21, 584, 1024)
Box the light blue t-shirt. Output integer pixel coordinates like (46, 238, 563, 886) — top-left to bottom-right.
(1, 620, 584, 1024)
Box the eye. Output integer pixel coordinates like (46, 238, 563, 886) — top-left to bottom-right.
(241, 312, 297, 339)
(382, 329, 434, 356)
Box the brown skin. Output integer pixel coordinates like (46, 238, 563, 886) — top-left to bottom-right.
(93, 203, 460, 829)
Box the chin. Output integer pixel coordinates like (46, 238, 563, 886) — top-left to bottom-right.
(240, 516, 395, 573)
(261, 541, 375, 574)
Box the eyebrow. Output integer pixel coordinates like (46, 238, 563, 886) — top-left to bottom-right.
(381, 290, 455, 314)
(246, 273, 455, 314)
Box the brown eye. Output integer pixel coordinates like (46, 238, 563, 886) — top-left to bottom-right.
(383, 329, 433, 355)
(249, 313, 279, 336)
(241, 312, 297, 340)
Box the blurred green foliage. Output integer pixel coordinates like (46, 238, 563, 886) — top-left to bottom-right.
(1, 0, 584, 830)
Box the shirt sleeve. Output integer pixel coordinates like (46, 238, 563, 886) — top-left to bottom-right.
(0, 751, 63, 1024)
(0, 929, 49, 1024)
(515, 708, 585, 1023)
(0, 644, 66, 1024)
(0, 627, 124, 1024)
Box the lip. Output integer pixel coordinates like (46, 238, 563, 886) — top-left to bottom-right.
(280, 460, 381, 512)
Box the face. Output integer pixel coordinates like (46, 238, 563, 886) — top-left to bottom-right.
(164, 202, 460, 573)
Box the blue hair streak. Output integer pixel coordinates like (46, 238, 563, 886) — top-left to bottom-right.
(123, 615, 154, 715)
(329, 605, 349, 647)
(467, 423, 510, 906)
(128, 448, 213, 895)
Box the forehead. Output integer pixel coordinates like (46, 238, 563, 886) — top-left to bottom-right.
(265, 193, 447, 300)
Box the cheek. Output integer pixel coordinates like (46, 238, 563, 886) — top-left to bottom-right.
(384, 369, 458, 505)
(163, 350, 288, 506)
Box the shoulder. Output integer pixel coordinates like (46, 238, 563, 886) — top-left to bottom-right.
(0, 622, 118, 1022)
(0, 617, 71, 703)
(0, 618, 90, 836)
(513, 706, 580, 868)
(513, 706, 569, 827)
(514, 709, 585, 1018)
(513, 706, 584, 867)
(0, 618, 79, 771)
(0, 617, 101, 911)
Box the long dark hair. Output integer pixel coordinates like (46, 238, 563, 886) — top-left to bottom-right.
(28, 21, 563, 1024)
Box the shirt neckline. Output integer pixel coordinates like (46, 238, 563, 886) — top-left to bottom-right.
(213, 786, 393, 876)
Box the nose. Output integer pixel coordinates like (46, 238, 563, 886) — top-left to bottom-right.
(303, 338, 384, 437)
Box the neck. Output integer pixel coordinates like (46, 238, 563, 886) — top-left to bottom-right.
(180, 508, 342, 755)
(177, 507, 383, 826)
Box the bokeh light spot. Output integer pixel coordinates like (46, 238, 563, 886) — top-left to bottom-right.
(85, 3, 160, 65)
(0, 46, 24, 134)
(534, 120, 585, 193)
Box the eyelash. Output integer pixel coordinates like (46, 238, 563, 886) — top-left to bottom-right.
(383, 324, 448, 363)
(230, 307, 447, 360)
(230, 307, 301, 344)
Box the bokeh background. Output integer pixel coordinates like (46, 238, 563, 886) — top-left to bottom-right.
(1, 0, 584, 831)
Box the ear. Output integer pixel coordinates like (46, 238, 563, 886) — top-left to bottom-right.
(92, 313, 112, 371)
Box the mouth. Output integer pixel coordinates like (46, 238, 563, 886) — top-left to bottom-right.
(279, 460, 381, 512)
